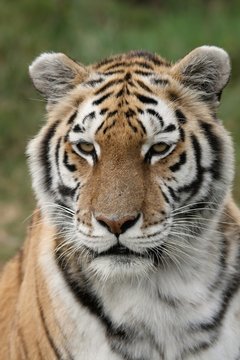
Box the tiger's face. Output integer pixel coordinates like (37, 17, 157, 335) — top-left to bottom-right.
(28, 47, 233, 277)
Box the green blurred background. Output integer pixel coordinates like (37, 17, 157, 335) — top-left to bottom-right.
(1, 0, 240, 265)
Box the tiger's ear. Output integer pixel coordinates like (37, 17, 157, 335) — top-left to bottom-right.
(172, 46, 231, 103)
(29, 52, 88, 104)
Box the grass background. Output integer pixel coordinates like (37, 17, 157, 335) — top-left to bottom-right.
(1, 0, 240, 264)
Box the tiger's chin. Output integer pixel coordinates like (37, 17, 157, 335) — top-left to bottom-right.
(82, 243, 159, 282)
(86, 254, 154, 282)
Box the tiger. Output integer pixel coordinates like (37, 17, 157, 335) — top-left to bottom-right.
(0, 45, 240, 360)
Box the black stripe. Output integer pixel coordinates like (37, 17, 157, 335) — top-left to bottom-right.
(67, 111, 78, 125)
(127, 51, 167, 67)
(96, 121, 105, 134)
(115, 88, 124, 98)
(167, 186, 179, 201)
(106, 110, 118, 118)
(127, 119, 138, 133)
(134, 70, 153, 76)
(58, 184, 77, 198)
(124, 72, 131, 81)
(169, 152, 187, 172)
(163, 124, 176, 132)
(134, 61, 154, 70)
(104, 70, 125, 75)
(95, 57, 118, 69)
(126, 80, 134, 87)
(178, 135, 204, 197)
(185, 239, 240, 355)
(190, 247, 240, 334)
(181, 337, 217, 357)
(55, 138, 61, 177)
(136, 107, 144, 114)
(180, 240, 232, 358)
(126, 86, 131, 96)
(40, 120, 60, 191)
(147, 109, 163, 126)
(208, 236, 228, 292)
(63, 152, 77, 172)
(100, 108, 108, 115)
(103, 120, 116, 134)
(125, 108, 136, 118)
(161, 189, 170, 204)
(179, 127, 185, 142)
(152, 78, 169, 86)
(199, 121, 223, 180)
(93, 92, 112, 105)
(137, 119, 147, 134)
(135, 93, 158, 105)
(175, 109, 187, 124)
(84, 78, 104, 87)
(136, 79, 153, 93)
(104, 61, 126, 71)
(95, 79, 122, 95)
(64, 131, 69, 143)
(55, 250, 130, 343)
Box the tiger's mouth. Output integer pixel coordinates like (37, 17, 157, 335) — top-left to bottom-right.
(94, 243, 164, 265)
(81, 242, 167, 278)
(96, 243, 146, 258)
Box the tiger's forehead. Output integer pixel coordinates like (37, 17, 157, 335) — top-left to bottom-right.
(68, 89, 179, 147)
(68, 56, 180, 146)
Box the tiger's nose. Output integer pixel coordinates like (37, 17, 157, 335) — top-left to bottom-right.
(95, 214, 140, 236)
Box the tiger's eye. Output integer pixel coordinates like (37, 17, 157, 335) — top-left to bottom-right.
(77, 142, 95, 154)
(152, 142, 170, 154)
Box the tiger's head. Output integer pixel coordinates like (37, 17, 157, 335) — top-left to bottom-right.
(28, 46, 233, 278)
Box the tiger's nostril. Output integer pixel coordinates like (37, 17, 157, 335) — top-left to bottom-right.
(96, 214, 140, 236)
(96, 219, 115, 234)
(120, 214, 140, 234)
